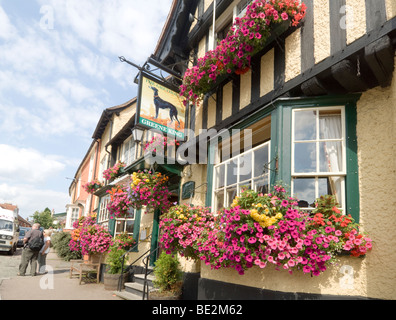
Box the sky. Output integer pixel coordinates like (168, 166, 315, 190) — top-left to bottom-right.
(0, 0, 173, 219)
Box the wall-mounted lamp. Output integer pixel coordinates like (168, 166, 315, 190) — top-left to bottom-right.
(131, 127, 144, 143)
(189, 13, 201, 24)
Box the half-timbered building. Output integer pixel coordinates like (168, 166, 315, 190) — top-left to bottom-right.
(151, 0, 396, 300)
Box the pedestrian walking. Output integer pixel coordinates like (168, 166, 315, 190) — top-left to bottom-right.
(18, 223, 44, 277)
(37, 229, 52, 274)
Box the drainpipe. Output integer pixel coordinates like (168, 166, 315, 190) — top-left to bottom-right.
(212, 0, 216, 48)
(104, 111, 114, 169)
(89, 139, 100, 215)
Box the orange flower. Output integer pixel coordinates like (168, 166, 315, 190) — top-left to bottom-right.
(332, 206, 341, 214)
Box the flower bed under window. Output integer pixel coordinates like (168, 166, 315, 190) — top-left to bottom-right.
(180, 0, 307, 105)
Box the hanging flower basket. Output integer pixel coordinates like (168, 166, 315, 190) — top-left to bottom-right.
(83, 180, 103, 194)
(106, 186, 133, 219)
(103, 162, 126, 181)
(143, 134, 180, 161)
(180, 0, 307, 105)
(127, 170, 173, 213)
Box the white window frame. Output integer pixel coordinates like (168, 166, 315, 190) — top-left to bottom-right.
(291, 106, 347, 211)
(98, 195, 110, 229)
(114, 208, 135, 238)
(69, 207, 79, 229)
(212, 140, 271, 211)
(121, 137, 135, 166)
(234, 0, 253, 19)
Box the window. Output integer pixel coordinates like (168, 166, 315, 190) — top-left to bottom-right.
(291, 107, 346, 210)
(70, 207, 79, 228)
(98, 195, 110, 229)
(121, 137, 135, 166)
(235, 0, 253, 18)
(114, 208, 135, 238)
(213, 141, 271, 212)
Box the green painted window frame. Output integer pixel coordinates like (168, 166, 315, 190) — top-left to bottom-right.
(206, 94, 361, 222)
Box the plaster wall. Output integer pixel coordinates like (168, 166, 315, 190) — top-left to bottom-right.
(207, 93, 217, 128)
(345, 0, 366, 44)
(355, 60, 396, 300)
(198, 36, 207, 60)
(112, 103, 135, 134)
(222, 81, 233, 120)
(285, 30, 301, 82)
(260, 48, 274, 97)
(179, 164, 208, 208)
(386, 0, 396, 19)
(204, 0, 213, 12)
(240, 69, 252, 109)
(313, 0, 330, 63)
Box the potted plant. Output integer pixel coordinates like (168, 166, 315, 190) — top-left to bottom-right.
(103, 233, 135, 290)
(149, 252, 183, 300)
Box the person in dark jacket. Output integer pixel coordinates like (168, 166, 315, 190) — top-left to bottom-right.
(18, 223, 43, 277)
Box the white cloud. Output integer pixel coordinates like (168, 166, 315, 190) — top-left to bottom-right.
(0, 1, 173, 218)
(0, 5, 17, 39)
(0, 183, 69, 218)
(0, 144, 65, 183)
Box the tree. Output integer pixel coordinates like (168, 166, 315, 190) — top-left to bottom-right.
(31, 208, 54, 229)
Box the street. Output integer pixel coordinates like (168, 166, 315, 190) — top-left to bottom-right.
(0, 248, 22, 280)
(0, 249, 123, 300)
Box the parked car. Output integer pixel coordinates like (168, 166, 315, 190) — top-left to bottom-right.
(17, 227, 31, 248)
(0, 208, 19, 255)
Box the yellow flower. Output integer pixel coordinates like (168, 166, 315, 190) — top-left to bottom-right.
(256, 203, 263, 208)
(264, 208, 270, 214)
(275, 213, 283, 219)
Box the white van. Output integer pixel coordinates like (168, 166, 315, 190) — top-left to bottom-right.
(0, 207, 19, 255)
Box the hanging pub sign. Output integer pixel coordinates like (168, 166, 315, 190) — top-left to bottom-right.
(136, 72, 187, 140)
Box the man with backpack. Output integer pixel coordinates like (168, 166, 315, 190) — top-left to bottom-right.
(18, 223, 44, 277)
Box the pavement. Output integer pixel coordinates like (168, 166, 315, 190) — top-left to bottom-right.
(0, 251, 123, 300)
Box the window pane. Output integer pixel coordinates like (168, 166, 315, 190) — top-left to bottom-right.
(254, 144, 269, 177)
(294, 143, 316, 173)
(318, 177, 343, 207)
(319, 141, 343, 173)
(215, 165, 225, 189)
(125, 208, 135, 219)
(214, 190, 224, 212)
(226, 187, 237, 207)
(125, 220, 134, 234)
(254, 176, 269, 194)
(318, 178, 331, 197)
(293, 178, 316, 207)
(239, 152, 252, 182)
(294, 110, 316, 141)
(116, 220, 126, 234)
(319, 110, 342, 140)
(226, 160, 238, 186)
(239, 180, 251, 194)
